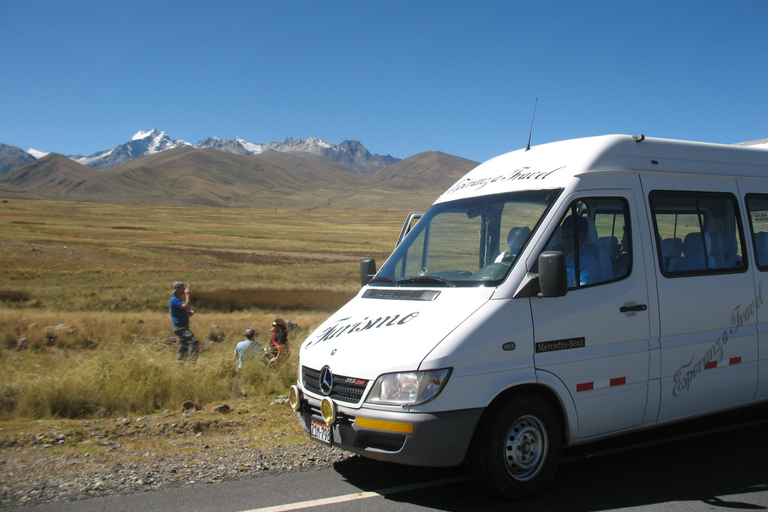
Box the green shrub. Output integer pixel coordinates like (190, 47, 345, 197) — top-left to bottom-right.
(0, 290, 31, 303)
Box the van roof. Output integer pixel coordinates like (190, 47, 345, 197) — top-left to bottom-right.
(436, 134, 768, 203)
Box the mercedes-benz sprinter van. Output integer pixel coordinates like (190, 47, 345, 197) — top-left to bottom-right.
(289, 134, 768, 498)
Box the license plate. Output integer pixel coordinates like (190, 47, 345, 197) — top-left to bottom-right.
(310, 417, 332, 445)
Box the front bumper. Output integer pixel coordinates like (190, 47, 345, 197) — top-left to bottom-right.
(295, 391, 483, 467)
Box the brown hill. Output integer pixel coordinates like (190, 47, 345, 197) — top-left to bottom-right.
(0, 143, 36, 177)
(109, 147, 302, 207)
(372, 151, 478, 190)
(0, 182, 24, 198)
(0, 148, 479, 210)
(255, 150, 370, 183)
(0, 154, 131, 198)
(107, 147, 380, 208)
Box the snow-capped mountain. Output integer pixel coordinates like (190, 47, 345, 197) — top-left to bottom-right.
(27, 148, 49, 159)
(195, 136, 264, 156)
(196, 136, 399, 174)
(72, 131, 400, 174)
(72, 129, 191, 170)
(195, 135, 335, 156)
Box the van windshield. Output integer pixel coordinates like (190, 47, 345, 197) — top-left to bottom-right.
(373, 190, 561, 287)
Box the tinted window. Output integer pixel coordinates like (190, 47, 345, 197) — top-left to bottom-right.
(650, 191, 746, 276)
(544, 197, 631, 289)
(745, 194, 768, 271)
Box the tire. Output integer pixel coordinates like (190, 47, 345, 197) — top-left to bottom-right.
(471, 395, 561, 500)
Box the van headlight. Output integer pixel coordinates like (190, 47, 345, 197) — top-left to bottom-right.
(366, 369, 451, 406)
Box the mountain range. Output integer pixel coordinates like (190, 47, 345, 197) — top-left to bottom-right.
(4, 131, 765, 211)
(0, 132, 478, 210)
(61, 130, 400, 175)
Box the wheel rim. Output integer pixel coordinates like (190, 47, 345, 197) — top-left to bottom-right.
(503, 414, 548, 481)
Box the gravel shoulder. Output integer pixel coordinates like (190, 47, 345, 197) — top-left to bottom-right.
(0, 397, 350, 509)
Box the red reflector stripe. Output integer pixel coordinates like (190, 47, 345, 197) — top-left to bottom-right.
(576, 377, 626, 392)
(704, 357, 742, 370)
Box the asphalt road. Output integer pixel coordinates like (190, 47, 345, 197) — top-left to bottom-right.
(8, 403, 768, 512)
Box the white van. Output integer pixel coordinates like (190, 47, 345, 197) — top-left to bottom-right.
(289, 134, 768, 499)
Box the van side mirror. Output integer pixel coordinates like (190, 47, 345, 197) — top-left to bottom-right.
(538, 251, 567, 297)
(360, 258, 376, 286)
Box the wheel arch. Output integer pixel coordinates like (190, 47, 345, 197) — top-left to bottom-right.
(474, 383, 570, 448)
(468, 382, 569, 499)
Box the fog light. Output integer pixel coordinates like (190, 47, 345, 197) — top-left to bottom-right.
(289, 385, 301, 412)
(321, 397, 336, 426)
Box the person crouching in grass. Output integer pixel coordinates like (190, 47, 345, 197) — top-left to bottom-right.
(267, 318, 289, 363)
(234, 327, 264, 370)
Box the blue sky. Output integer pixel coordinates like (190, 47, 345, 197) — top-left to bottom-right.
(1, 0, 766, 163)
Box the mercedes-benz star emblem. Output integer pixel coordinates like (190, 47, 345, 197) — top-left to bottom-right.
(319, 366, 334, 396)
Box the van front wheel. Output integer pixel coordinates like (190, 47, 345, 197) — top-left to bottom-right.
(471, 395, 561, 499)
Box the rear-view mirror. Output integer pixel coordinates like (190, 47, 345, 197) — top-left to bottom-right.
(538, 251, 567, 297)
(360, 258, 376, 286)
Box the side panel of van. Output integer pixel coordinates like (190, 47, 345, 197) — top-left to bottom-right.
(531, 182, 654, 439)
(641, 175, 758, 423)
(742, 185, 768, 401)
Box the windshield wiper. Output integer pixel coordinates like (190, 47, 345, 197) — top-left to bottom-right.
(396, 275, 456, 287)
(369, 276, 400, 286)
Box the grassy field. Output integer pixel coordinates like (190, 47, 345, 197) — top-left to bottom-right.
(0, 199, 409, 420)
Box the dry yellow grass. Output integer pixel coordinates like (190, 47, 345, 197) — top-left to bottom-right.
(0, 310, 323, 420)
(0, 199, 405, 310)
(0, 199, 410, 420)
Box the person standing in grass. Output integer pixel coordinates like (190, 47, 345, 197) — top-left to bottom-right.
(267, 318, 289, 363)
(234, 328, 264, 370)
(170, 281, 199, 362)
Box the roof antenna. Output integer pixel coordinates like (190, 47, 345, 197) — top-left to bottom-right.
(525, 98, 538, 151)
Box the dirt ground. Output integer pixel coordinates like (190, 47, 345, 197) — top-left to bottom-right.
(0, 396, 350, 509)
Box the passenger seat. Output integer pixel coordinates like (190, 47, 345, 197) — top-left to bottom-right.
(661, 237, 683, 271)
(709, 234, 725, 269)
(755, 232, 768, 267)
(583, 218, 614, 282)
(672, 232, 714, 271)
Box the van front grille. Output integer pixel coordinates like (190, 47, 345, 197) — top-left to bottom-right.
(302, 366, 368, 404)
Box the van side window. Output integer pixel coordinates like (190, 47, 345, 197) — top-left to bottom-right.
(649, 191, 746, 276)
(544, 197, 630, 288)
(745, 195, 768, 270)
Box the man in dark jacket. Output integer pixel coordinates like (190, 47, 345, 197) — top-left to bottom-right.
(170, 281, 199, 361)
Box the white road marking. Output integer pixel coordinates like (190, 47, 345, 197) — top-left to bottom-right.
(240, 475, 473, 512)
(243, 414, 768, 512)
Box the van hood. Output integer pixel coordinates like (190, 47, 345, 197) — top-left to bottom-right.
(300, 287, 495, 379)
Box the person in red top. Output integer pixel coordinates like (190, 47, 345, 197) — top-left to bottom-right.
(268, 318, 288, 363)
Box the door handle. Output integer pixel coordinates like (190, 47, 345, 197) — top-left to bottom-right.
(620, 304, 647, 313)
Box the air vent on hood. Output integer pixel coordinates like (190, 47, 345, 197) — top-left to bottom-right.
(363, 289, 441, 301)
